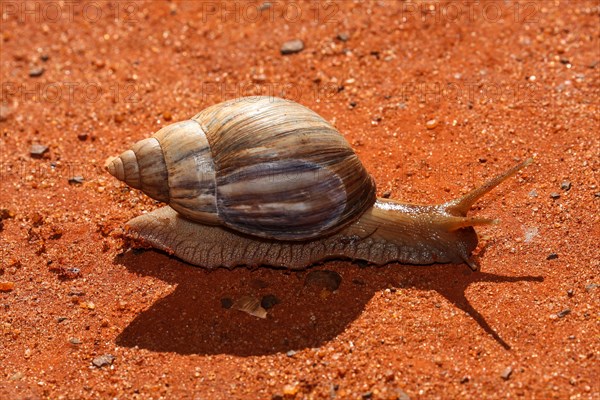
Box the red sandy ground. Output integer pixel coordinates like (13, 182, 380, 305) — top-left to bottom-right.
(1, 1, 599, 399)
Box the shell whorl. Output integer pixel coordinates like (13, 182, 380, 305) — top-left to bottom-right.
(107, 120, 219, 224)
(107, 96, 376, 241)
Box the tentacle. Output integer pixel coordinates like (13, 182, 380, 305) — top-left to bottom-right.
(443, 158, 533, 216)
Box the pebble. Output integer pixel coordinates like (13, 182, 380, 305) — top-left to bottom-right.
(29, 67, 45, 77)
(69, 337, 82, 345)
(286, 350, 296, 357)
(162, 111, 172, 121)
(30, 144, 49, 158)
(567, 289, 574, 297)
(280, 39, 304, 55)
(0, 281, 15, 292)
(557, 309, 571, 318)
(10, 372, 24, 381)
(560, 181, 572, 191)
(92, 354, 115, 368)
(393, 388, 411, 400)
(382, 190, 391, 198)
(546, 253, 558, 260)
(282, 384, 299, 396)
(258, 2, 272, 11)
(501, 366, 513, 380)
(68, 176, 85, 185)
(40, 54, 50, 62)
(0, 104, 10, 121)
(425, 119, 439, 129)
(336, 32, 350, 42)
(528, 189, 538, 198)
(304, 270, 342, 292)
(252, 74, 267, 83)
(585, 283, 598, 292)
(77, 133, 88, 141)
(261, 294, 280, 309)
(594, 192, 600, 198)
(550, 192, 561, 199)
(460, 376, 470, 384)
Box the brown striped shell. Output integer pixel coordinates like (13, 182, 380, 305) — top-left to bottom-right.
(106, 96, 376, 240)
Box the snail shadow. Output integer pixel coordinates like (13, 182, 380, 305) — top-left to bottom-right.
(114, 250, 543, 356)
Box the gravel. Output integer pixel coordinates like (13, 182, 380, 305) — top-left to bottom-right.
(280, 39, 304, 55)
(92, 354, 115, 368)
(560, 181, 572, 191)
(501, 366, 513, 380)
(29, 67, 45, 77)
(30, 144, 49, 158)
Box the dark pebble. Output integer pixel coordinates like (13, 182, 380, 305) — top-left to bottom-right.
(220, 297, 233, 309)
(479, 157, 487, 163)
(567, 289, 574, 297)
(92, 354, 115, 368)
(501, 366, 513, 380)
(460, 376, 470, 384)
(271, 394, 284, 400)
(546, 253, 558, 260)
(349, 101, 357, 108)
(362, 392, 373, 399)
(382, 191, 392, 198)
(304, 270, 342, 292)
(336, 32, 350, 42)
(594, 192, 600, 198)
(77, 133, 88, 141)
(560, 58, 570, 65)
(560, 181, 572, 191)
(57, 316, 67, 323)
(280, 39, 304, 55)
(29, 67, 45, 77)
(557, 309, 571, 318)
(261, 294, 280, 309)
(40, 54, 50, 62)
(68, 176, 85, 185)
(550, 192, 561, 199)
(30, 144, 49, 158)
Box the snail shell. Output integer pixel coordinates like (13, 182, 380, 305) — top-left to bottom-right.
(107, 96, 376, 240)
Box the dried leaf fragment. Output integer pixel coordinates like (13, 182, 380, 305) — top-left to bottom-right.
(231, 295, 267, 319)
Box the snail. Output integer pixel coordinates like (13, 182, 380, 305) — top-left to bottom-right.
(107, 96, 531, 271)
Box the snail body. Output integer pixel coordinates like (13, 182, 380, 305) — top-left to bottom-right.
(107, 96, 530, 271)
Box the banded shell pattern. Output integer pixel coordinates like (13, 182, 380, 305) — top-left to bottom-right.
(107, 96, 376, 240)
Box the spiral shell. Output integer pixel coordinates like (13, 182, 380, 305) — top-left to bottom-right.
(107, 96, 376, 240)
